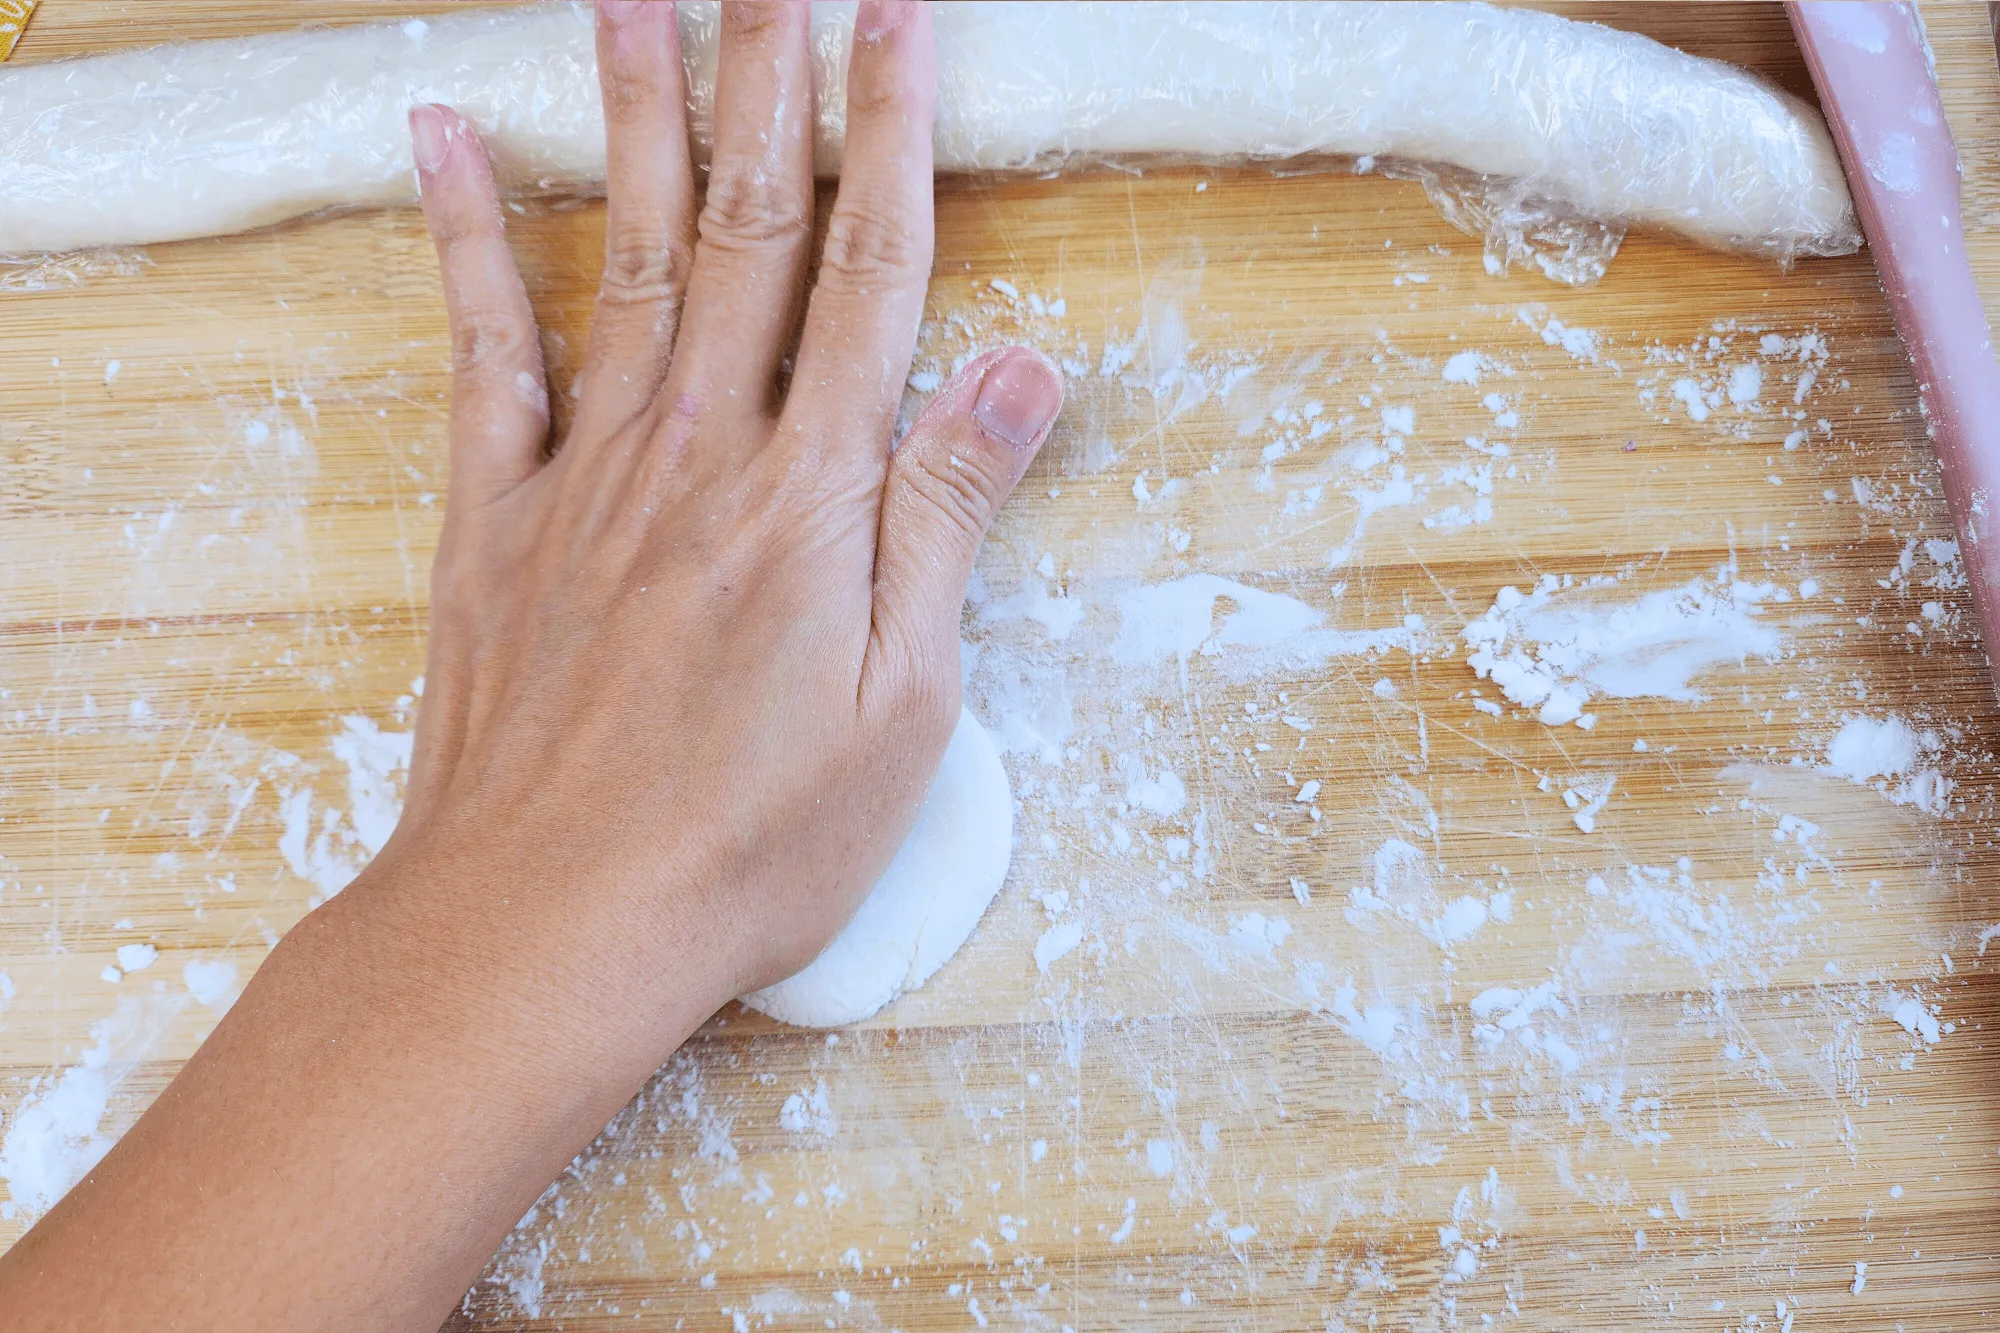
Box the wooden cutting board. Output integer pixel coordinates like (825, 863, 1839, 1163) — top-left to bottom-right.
(4, 3, 1999, 1329)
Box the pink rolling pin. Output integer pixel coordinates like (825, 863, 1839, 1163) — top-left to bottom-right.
(1790, 2, 2000, 691)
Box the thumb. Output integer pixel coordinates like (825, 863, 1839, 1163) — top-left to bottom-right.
(867, 347, 1065, 685)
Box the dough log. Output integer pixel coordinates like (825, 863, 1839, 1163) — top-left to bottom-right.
(0, 2, 1855, 272)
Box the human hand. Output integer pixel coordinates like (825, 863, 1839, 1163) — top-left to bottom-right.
(377, 0, 1062, 1035)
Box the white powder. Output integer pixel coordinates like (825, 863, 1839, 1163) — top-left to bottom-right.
(329, 715, 413, 856)
(1441, 350, 1485, 385)
(114, 943, 157, 973)
(1870, 132, 1921, 197)
(1887, 994, 1941, 1044)
(1145, 1139, 1176, 1176)
(1670, 377, 1711, 422)
(1112, 574, 1412, 670)
(278, 714, 413, 902)
(1227, 912, 1292, 958)
(1034, 920, 1084, 973)
(0, 992, 190, 1219)
(1823, 715, 1952, 814)
(1329, 986, 1404, 1056)
(1463, 570, 1782, 727)
(1727, 363, 1762, 406)
(1119, 756, 1187, 817)
(1369, 838, 1431, 908)
(1470, 980, 1563, 1034)
(1568, 774, 1617, 833)
(1518, 309, 1602, 363)
(1824, 715, 1918, 781)
(1821, 3, 1888, 52)
(778, 1080, 837, 1136)
(1430, 896, 1489, 944)
(183, 958, 239, 1009)
(979, 579, 1083, 641)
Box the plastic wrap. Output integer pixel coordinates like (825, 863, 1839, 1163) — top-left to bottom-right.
(0, 1, 1858, 282)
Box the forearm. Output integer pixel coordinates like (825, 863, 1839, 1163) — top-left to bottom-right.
(0, 848, 728, 1331)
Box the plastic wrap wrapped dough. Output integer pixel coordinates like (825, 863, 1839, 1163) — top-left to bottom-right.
(0, 1, 1856, 276)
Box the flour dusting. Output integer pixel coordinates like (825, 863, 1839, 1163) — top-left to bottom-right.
(0, 993, 190, 1219)
(1463, 568, 1784, 727)
(277, 715, 413, 903)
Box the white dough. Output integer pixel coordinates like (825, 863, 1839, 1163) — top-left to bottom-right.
(741, 708, 1013, 1028)
(0, 2, 1853, 263)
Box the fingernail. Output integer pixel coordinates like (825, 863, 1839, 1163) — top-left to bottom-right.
(973, 353, 1064, 449)
(598, 0, 645, 23)
(410, 104, 451, 174)
(855, 1, 911, 42)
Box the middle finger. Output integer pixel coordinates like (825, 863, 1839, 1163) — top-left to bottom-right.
(665, 2, 815, 450)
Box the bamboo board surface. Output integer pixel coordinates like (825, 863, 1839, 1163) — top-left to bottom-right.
(4, 3, 2000, 1329)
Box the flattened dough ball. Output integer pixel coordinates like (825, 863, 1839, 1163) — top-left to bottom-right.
(741, 709, 1013, 1028)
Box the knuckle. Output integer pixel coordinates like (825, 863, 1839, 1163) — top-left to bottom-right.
(601, 59, 668, 122)
(451, 311, 534, 376)
(699, 160, 810, 252)
(905, 447, 1000, 544)
(599, 227, 692, 306)
(723, 2, 788, 41)
(817, 199, 928, 294)
(843, 67, 909, 120)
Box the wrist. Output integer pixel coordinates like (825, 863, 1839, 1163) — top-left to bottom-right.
(300, 829, 737, 1097)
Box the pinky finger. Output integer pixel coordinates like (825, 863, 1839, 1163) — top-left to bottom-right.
(412, 103, 550, 508)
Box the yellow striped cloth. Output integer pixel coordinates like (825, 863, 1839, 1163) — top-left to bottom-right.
(0, 0, 38, 62)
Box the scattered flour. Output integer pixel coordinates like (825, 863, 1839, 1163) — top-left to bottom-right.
(0, 992, 191, 1219)
(1441, 350, 1487, 385)
(1226, 912, 1293, 958)
(1113, 574, 1413, 671)
(1120, 756, 1188, 818)
(114, 943, 157, 974)
(277, 715, 413, 903)
(1885, 992, 1942, 1045)
(978, 577, 1084, 641)
(778, 1080, 837, 1136)
(182, 959, 240, 1010)
(1823, 715, 1952, 814)
(1463, 569, 1783, 727)
(1034, 920, 1085, 973)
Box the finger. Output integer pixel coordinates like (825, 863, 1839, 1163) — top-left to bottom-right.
(783, 1, 935, 504)
(866, 349, 1065, 689)
(572, 0, 697, 445)
(411, 103, 549, 507)
(667, 2, 814, 434)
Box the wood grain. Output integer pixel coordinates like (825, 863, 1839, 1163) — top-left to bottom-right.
(2, 4, 1999, 1330)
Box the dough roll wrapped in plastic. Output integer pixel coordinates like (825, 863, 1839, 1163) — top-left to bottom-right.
(0, 1, 1856, 271)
